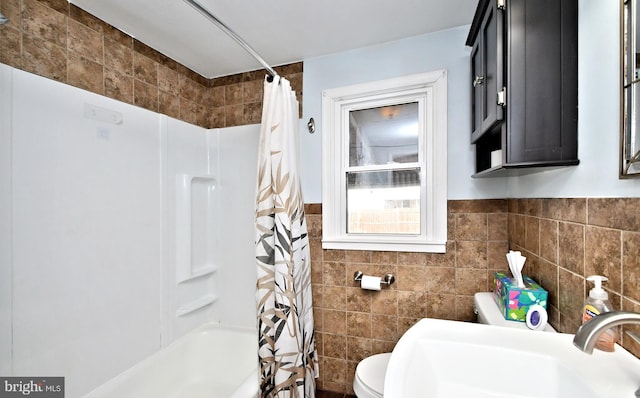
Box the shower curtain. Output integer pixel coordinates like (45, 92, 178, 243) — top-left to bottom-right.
(254, 75, 318, 397)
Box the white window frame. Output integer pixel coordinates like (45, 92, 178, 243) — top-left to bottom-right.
(321, 70, 447, 253)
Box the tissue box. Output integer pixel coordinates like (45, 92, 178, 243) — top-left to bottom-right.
(493, 272, 548, 322)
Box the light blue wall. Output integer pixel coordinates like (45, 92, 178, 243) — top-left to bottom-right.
(300, 0, 639, 202)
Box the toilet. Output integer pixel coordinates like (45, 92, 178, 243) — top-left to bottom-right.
(473, 292, 556, 333)
(352, 292, 555, 397)
(353, 352, 390, 398)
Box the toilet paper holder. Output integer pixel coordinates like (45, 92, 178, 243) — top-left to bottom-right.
(353, 271, 395, 287)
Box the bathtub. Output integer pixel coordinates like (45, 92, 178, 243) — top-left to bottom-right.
(83, 323, 259, 398)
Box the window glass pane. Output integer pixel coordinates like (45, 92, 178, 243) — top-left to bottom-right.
(349, 102, 419, 167)
(346, 169, 421, 234)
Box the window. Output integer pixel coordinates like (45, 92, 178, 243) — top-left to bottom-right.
(321, 70, 447, 253)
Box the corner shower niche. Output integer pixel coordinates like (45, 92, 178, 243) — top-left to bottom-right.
(175, 174, 217, 283)
(163, 117, 221, 344)
(175, 174, 218, 315)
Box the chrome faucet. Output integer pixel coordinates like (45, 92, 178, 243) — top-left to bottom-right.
(573, 311, 640, 354)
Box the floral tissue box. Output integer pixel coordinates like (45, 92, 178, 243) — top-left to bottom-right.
(493, 271, 548, 322)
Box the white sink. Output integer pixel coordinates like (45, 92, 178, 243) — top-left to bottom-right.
(384, 318, 640, 398)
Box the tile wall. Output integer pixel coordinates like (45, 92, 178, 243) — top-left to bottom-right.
(0, 0, 302, 129)
(306, 198, 640, 394)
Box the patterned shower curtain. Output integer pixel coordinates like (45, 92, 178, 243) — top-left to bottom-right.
(254, 75, 318, 397)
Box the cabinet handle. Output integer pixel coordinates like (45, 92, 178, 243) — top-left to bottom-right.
(473, 76, 485, 87)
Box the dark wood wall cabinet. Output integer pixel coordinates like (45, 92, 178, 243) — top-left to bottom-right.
(466, 0, 579, 177)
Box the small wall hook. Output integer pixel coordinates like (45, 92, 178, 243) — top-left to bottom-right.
(307, 118, 315, 134)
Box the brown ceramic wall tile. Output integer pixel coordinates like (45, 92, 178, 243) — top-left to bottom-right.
(371, 314, 397, 341)
(425, 242, 456, 267)
(455, 268, 488, 295)
(324, 334, 346, 359)
(558, 268, 584, 331)
(371, 251, 397, 265)
(346, 287, 370, 312)
(346, 312, 370, 338)
(589, 198, 640, 232)
(179, 97, 204, 126)
(68, 52, 103, 94)
(542, 198, 587, 223)
(426, 293, 456, 320)
(244, 79, 263, 103)
(133, 52, 157, 86)
(323, 262, 347, 286)
(346, 336, 372, 362)
(2, 0, 22, 23)
(68, 19, 103, 63)
(208, 107, 225, 129)
(371, 290, 397, 316)
(397, 291, 426, 318)
(22, 0, 66, 47)
(396, 266, 426, 291)
(558, 222, 584, 274)
(488, 213, 508, 241)
(537, 258, 559, 308)
(157, 64, 178, 95)
(0, 26, 22, 69)
(133, 79, 158, 112)
(522, 198, 543, 216)
(324, 310, 347, 335)
(487, 240, 509, 270)
(539, 218, 558, 263)
(104, 38, 133, 76)
(524, 216, 540, 253)
(37, 0, 67, 14)
(225, 83, 243, 105)
(623, 232, 640, 301)
(104, 68, 133, 104)
(224, 103, 244, 127)
(455, 241, 487, 268)
(585, 226, 622, 294)
(22, 35, 66, 81)
(449, 199, 507, 214)
(509, 213, 526, 247)
(245, 102, 263, 125)
(455, 295, 476, 321)
(158, 91, 180, 119)
(7, 1, 301, 129)
(324, 286, 346, 310)
(309, 197, 640, 394)
(456, 213, 487, 241)
(69, 4, 107, 34)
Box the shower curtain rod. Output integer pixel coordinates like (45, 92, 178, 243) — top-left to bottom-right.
(182, 0, 277, 78)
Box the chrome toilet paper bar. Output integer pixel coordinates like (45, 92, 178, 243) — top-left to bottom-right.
(353, 271, 395, 287)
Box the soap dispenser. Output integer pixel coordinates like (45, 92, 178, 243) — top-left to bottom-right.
(582, 275, 617, 352)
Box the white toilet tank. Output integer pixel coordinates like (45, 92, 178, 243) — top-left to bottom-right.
(474, 292, 556, 332)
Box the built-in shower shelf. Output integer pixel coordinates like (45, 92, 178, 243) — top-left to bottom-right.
(176, 294, 218, 317)
(178, 265, 217, 284)
(175, 173, 217, 283)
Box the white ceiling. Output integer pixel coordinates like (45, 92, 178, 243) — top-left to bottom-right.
(69, 0, 477, 79)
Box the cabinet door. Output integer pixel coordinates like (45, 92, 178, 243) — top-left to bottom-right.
(470, 41, 483, 138)
(470, 0, 504, 143)
(505, 0, 578, 164)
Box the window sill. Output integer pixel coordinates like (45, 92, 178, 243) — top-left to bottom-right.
(321, 238, 446, 253)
